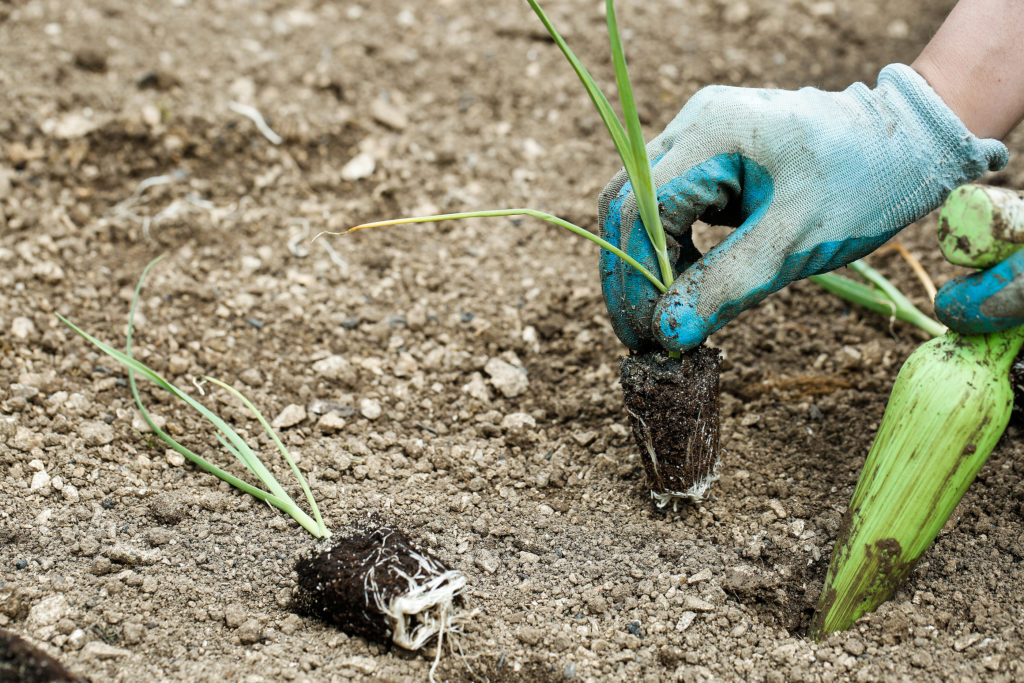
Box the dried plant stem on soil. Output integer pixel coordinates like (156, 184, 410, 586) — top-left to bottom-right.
(619, 347, 721, 507)
(294, 520, 474, 679)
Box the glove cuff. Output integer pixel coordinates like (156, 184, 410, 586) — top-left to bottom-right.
(880, 63, 1009, 168)
(861, 63, 1009, 228)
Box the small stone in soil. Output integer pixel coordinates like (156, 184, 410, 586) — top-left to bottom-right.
(484, 358, 528, 398)
(272, 404, 306, 429)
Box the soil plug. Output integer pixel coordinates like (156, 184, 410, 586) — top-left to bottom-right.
(0, 629, 85, 682)
(294, 518, 473, 671)
(812, 185, 1024, 637)
(619, 347, 721, 506)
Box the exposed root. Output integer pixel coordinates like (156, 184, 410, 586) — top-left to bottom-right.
(294, 517, 476, 681)
(364, 537, 473, 651)
(228, 100, 283, 145)
(650, 466, 720, 510)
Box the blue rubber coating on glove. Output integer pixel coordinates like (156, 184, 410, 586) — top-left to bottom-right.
(657, 234, 882, 349)
(596, 63, 1009, 351)
(600, 156, 667, 350)
(935, 250, 1024, 334)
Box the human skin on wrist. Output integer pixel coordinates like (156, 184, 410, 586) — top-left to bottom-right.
(911, 0, 1024, 140)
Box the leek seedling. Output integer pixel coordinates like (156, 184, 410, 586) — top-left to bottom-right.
(811, 184, 1024, 637)
(60, 257, 473, 658)
(59, 256, 329, 539)
(322, 0, 675, 294)
(323, 0, 725, 506)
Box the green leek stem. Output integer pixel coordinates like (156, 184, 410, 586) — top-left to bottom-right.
(809, 262, 946, 338)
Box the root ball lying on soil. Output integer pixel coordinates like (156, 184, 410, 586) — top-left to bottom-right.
(294, 518, 473, 651)
(619, 346, 721, 507)
(0, 629, 85, 683)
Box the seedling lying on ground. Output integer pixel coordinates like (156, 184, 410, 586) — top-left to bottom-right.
(59, 257, 472, 661)
(324, 0, 722, 506)
(59, 257, 329, 539)
(809, 185, 1024, 636)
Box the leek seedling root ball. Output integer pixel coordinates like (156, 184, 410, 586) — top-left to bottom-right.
(294, 517, 474, 675)
(620, 348, 722, 507)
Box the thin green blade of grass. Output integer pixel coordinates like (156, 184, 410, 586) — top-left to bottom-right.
(604, 0, 673, 288)
(205, 376, 329, 539)
(525, 0, 631, 166)
(58, 312, 325, 538)
(319, 208, 667, 293)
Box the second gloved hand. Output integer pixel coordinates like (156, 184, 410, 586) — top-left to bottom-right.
(599, 64, 1008, 351)
(935, 251, 1024, 334)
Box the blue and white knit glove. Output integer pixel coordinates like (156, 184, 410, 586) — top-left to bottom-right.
(599, 64, 1008, 351)
(935, 251, 1024, 334)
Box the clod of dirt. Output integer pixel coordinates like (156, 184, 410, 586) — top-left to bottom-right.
(619, 346, 721, 507)
(293, 518, 473, 652)
(0, 629, 86, 682)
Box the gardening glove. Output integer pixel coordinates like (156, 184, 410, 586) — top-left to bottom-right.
(935, 251, 1024, 334)
(599, 63, 1008, 351)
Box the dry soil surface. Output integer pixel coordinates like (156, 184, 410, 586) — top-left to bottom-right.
(2, 0, 1024, 681)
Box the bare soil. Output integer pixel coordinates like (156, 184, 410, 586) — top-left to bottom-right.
(2, 1, 1024, 681)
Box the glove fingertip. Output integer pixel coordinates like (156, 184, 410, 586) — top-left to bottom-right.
(933, 279, 997, 335)
(652, 295, 710, 353)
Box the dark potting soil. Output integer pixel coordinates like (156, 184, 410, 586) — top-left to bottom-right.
(619, 346, 722, 502)
(293, 518, 463, 645)
(0, 629, 85, 683)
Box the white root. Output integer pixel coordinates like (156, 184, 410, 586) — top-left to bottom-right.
(644, 402, 721, 511)
(626, 408, 658, 476)
(357, 527, 476, 682)
(228, 101, 283, 145)
(649, 466, 720, 510)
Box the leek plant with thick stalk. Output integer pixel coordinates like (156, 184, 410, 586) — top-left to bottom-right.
(809, 185, 1024, 637)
